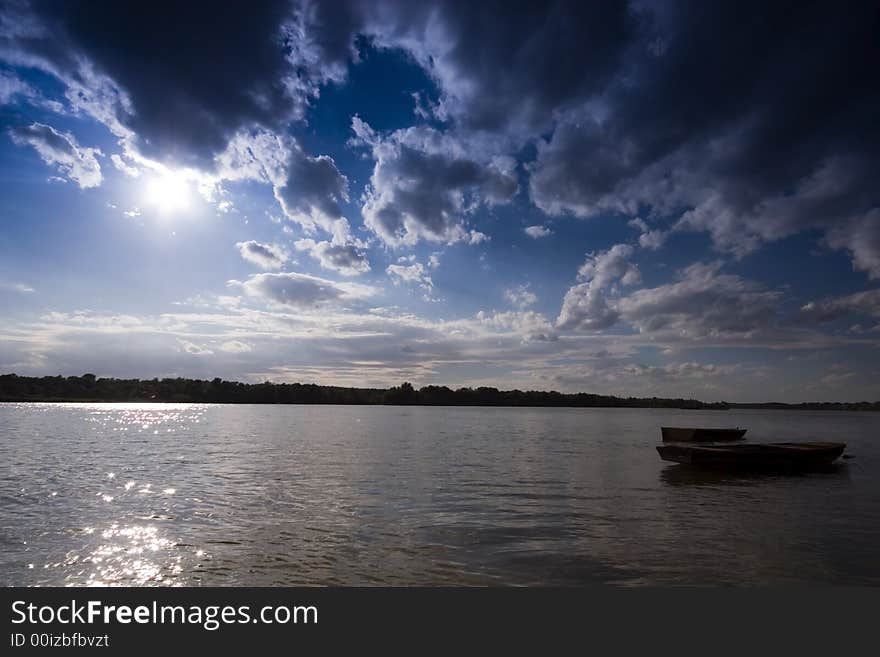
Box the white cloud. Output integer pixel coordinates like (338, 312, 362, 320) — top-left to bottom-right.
(628, 218, 667, 250)
(274, 150, 351, 235)
(234, 271, 376, 309)
(557, 244, 640, 330)
(386, 261, 433, 295)
(217, 129, 358, 247)
(179, 340, 213, 356)
(236, 240, 288, 271)
(617, 261, 781, 339)
(799, 288, 880, 323)
(504, 284, 537, 309)
(293, 238, 370, 276)
(556, 249, 787, 342)
(465, 230, 490, 245)
(110, 153, 140, 177)
(0, 70, 63, 112)
(351, 117, 517, 246)
(3, 294, 875, 401)
(476, 310, 556, 342)
(8, 122, 102, 188)
(824, 209, 880, 279)
(218, 340, 253, 353)
(0, 281, 35, 294)
(524, 224, 552, 238)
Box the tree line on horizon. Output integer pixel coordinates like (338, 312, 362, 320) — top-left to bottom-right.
(1, 374, 878, 410)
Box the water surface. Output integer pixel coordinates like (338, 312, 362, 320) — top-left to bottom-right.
(1, 403, 877, 586)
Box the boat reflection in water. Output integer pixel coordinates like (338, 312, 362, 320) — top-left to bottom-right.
(659, 461, 850, 488)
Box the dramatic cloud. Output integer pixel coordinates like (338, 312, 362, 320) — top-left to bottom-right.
(360, 0, 635, 137)
(236, 241, 288, 271)
(557, 244, 640, 331)
(234, 272, 376, 309)
(8, 122, 102, 188)
(351, 118, 517, 246)
(0, 1, 348, 167)
(526, 2, 879, 274)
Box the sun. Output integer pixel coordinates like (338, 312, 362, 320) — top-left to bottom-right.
(144, 170, 191, 214)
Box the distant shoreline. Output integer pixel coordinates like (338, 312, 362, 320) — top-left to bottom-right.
(2, 373, 877, 411)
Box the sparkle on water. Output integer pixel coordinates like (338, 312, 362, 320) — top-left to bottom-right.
(2, 403, 210, 586)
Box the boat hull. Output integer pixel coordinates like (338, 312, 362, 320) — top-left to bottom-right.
(657, 441, 846, 471)
(661, 427, 747, 442)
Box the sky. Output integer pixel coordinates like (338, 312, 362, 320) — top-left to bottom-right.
(0, 0, 878, 402)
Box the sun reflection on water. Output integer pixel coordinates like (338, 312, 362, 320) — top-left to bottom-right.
(53, 524, 185, 587)
(18, 403, 213, 586)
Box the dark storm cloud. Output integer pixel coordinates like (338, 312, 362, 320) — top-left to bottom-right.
(359, 0, 636, 135)
(527, 0, 880, 274)
(2, 0, 337, 167)
(288, 0, 635, 138)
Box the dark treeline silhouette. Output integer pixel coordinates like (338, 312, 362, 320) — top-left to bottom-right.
(0, 373, 728, 408)
(1, 373, 878, 410)
(726, 401, 880, 411)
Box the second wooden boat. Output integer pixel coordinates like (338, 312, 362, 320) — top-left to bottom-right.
(661, 426, 747, 442)
(656, 441, 846, 470)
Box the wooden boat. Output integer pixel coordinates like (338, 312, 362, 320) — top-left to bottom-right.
(656, 441, 846, 470)
(661, 426, 747, 442)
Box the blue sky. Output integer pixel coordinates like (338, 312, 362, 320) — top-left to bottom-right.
(0, 0, 878, 402)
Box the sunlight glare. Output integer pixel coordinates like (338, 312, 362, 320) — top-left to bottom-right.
(144, 170, 191, 214)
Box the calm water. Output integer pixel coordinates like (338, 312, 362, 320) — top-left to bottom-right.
(1, 403, 878, 586)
